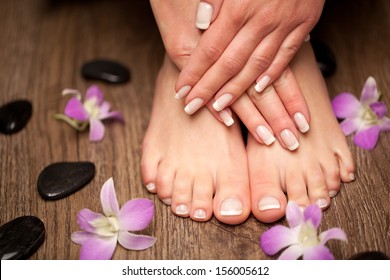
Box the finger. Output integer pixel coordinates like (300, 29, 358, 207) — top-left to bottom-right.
(196, 0, 223, 30)
(205, 100, 235, 127)
(231, 93, 276, 146)
(247, 84, 300, 151)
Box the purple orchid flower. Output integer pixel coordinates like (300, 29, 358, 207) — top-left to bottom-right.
(260, 201, 347, 260)
(55, 85, 123, 142)
(332, 76, 390, 150)
(71, 177, 156, 260)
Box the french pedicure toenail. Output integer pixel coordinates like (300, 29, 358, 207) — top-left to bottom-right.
(329, 191, 338, 198)
(162, 198, 172, 205)
(219, 110, 234, 126)
(196, 2, 213, 30)
(256, 125, 275, 145)
(258, 195, 281, 211)
(184, 98, 204, 115)
(213, 94, 233, 112)
(315, 198, 328, 208)
(293, 112, 310, 133)
(194, 209, 206, 219)
(175, 204, 189, 215)
(145, 183, 156, 192)
(254, 75, 271, 93)
(175, 85, 191, 100)
(280, 129, 299, 151)
(220, 198, 243, 216)
(349, 173, 356, 181)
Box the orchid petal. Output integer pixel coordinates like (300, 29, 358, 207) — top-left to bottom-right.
(71, 231, 95, 245)
(100, 177, 120, 217)
(118, 231, 157, 251)
(361, 76, 379, 104)
(354, 125, 380, 150)
(277, 244, 303, 260)
(331, 93, 362, 118)
(286, 201, 303, 228)
(86, 85, 104, 104)
(260, 225, 296, 255)
(303, 204, 322, 229)
(118, 199, 154, 231)
(370, 102, 388, 119)
(77, 208, 105, 233)
(340, 118, 360, 136)
(99, 111, 124, 122)
(379, 117, 390, 131)
(303, 245, 334, 260)
(79, 235, 117, 260)
(89, 118, 105, 142)
(319, 228, 348, 244)
(64, 97, 89, 121)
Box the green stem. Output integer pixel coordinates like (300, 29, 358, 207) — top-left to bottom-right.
(54, 114, 89, 131)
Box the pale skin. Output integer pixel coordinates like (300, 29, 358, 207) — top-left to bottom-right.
(142, 0, 355, 224)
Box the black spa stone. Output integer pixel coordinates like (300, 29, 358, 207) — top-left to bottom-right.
(350, 251, 390, 260)
(0, 100, 32, 134)
(311, 39, 337, 78)
(37, 161, 95, 200)
(81, 59, 131, 84)
(0, 216, 45, 260)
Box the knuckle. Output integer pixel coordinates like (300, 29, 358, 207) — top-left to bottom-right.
(250, 55, 273, 71)
(221, 55, 244, 76)
(202, 44, 223, 62)
(280, 42, 300, 59)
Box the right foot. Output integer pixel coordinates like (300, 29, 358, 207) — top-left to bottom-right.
(141, 55, 251, 224)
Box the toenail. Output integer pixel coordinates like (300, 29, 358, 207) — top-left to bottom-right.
(315, 198, 328, 208)
(194, 209, 206, 219)
(280, 129, 299, 151)
(258, 195, 281, 211)
(162, 198, 172, 205)
(220, 198, 243, 216)
(349, 173, 356, 181)
(175, 204, 189, 215)
(329, 191, 338, 198)
(145, 183, 156, 192)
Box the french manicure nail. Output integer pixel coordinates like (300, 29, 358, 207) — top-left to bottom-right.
(220, 198, 243, 216)
(145, 183, 156, 192)
(315, 198, 328, 208)
(196, 2, 213, 30)
(175, 204, 189, 215)
(194, 209, 206, 219)
(256, 125, 275, 145)
(304, 34, 311, 42)
(162, 198, 172, 205)
(258, 195, 281, 211)
(254, 76, 271, 93)
(294, 112, 310, 133)
(349, 173, 355, 181)
(213, 93, 233, 111)
(219, 110, 234, 126)
(329, 191, 338, 198)
(280, 129, 299, 151)
(184, 98, 204, 115)
(175, 85, 191, 100)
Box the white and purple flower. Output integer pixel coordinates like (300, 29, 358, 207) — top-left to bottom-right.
(332, 76, 390, 150)
(260, 201, 347, 260)
(71, 177, 156, 260)
(55, 85, 123, 142)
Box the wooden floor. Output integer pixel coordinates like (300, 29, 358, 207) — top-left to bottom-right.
(0, 0, 389, 260)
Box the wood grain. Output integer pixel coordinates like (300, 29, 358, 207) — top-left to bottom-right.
(0, 0, 389, 259)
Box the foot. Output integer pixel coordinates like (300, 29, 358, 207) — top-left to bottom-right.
(141, 55, 251, 224)
(247, 44, 355, 223)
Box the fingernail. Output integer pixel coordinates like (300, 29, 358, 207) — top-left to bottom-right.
(349, 173, 355, 181)
(184, 98, 204, 115)
(219, 110, 234, 126)
(196, 2, 213, 30)
(175, 85, 191, 100)
(294, 112, 310, 133)
(194, 209, 206, 219)
(254, 75, 271, 93)
(258, 195, 281, 211)
(162, 198, 172, 205)
(329, 191, 338, 198)
(304, 34, 311, 42)
(256, 125, 275, 145)
(145, 183, 156, 192)
(280, 129, 299, 151)
(315, 198, 328, 208)
(213, 93, 233, 111)
(220, 198, 243, 216)
(175, 204, 189, 215)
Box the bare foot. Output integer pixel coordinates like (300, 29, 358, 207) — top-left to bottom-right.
(141, 55, 251, 224)
(247, 44, 355, 223)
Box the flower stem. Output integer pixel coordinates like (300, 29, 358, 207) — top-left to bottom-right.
(54, 114, 89, 131)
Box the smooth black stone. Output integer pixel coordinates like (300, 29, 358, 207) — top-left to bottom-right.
(0, 216, 45, 260)
(350, 251, 390, 260)
(311, 39, 337, 78)
(37, 161, 95, 200)
(0, 100, 32, 134)
(81, 59, 131, 84)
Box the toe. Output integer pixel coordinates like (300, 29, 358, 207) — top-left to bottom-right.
(306, 166, 330, 210)
(140, 150, 159, 194)
(190, 171, 214, 221)
(336, 147, 356, 183)
(285, 168, 311, 208)
(155, 161, 175, 205)
(171, 168, 193, 217)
